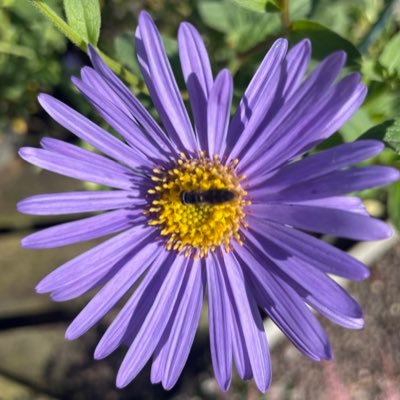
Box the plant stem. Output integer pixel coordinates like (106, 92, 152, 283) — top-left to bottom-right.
(280, 0, 290, 32)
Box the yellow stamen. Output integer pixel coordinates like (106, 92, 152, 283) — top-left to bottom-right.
(146, 154, 249, 258)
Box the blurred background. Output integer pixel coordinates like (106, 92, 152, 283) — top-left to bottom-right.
(0, 0, 400, 399)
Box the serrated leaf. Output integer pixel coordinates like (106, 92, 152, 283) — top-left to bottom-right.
(379, 32, 400, 76)
(388, 181, 400, 232)
(289, 20, 361, 68)
(64, 0, 101, 45)
(231, 0, 280, 13)
(32, 0, 85, 49)
(358, 118, 400, 154)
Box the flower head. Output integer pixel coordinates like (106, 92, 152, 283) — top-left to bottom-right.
(18, 11, 399, 392)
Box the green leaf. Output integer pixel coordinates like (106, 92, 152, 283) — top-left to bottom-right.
(162, 36, 178, 57)
(231, 0, 280, 13)
(31, 0, 85, 50)
(388, 181, 400, 232)
(30, 1, 139, 88)
(231, 0, 310, 16)
(64, 0, 101, 45)
(309, 1, 359, 38)
(290, 0, 311, 20)
(358, 118, 400, 154)
(340, 108, 373, 142)
(379, 32, 400, 76)
(0, 41, 36, 59)
(362, 88, 400, 121)
(198, 1, 232, 33)
(114, 33, 140, 74)
(198, 0, 280, 52)
(288, 20, 361, 68)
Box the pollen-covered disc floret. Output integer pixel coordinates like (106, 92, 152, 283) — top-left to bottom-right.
(147, 152, 249, 258)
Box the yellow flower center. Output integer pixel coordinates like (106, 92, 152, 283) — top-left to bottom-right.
(147, 152, 249, 258)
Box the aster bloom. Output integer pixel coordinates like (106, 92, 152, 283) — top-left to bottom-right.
(18, 10, 399, 392)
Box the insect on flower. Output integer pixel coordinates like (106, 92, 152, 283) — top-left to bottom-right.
(180, 189, 236, 205)
(18, 10, 399, 392)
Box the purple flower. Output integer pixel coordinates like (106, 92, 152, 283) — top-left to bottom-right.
(18, 10, 399, 392)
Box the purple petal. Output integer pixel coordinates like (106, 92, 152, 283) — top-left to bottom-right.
(136, 11, 198, 152)
(227, 40, 309, 163)
(230, 297, 252, 379)
(287, 81, 368, 159)
(249, 140, 384, 195)
(252, 40, 312, 134)
(36, 226, 149, 294)
(40, 138, 143, 188)
(40, 137, 133, 175)
(305, 83, 367, 150)
(290, 258, 365, 329)
(94, 252, 173, 360)
(207, 69, 233, 157)
(48, 229, 155, 303)
(226, 39, 288, 159)
(242, 71, 362, 177)
(234, 244, 332, 361)
(158, 260, 204, 389)
(246, 218, 369, 280)
(19, 147, 135, 190)
(280, 39, 311, 99)
(178, 22, 213, 149)
(150, 267, 188, 386)
(264, 166, 400, 202)
(283, 196, 368, 216)
(116, 255, 189, 388)
(72, 75, 168, 162)
(150, 260, 206, 387)
(21, 208, 141, 249)
(66, 237, 162, 340)
(87, 46, 176, 154)
(222, 252, 271, 392)
(150, 349, 164, 385)
(273, 81, 367, 176)
(250, 203, 393, 240)
(80, 66, 131, 115)
(17, 190, 141, 215)
(38, 94, 148, 168)
(206, 253, 232, 391)
(246, 228, 365, 329)
(236, 51, 346, 170)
